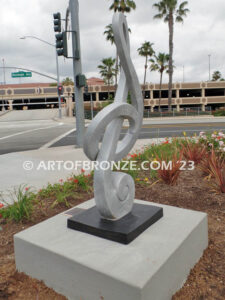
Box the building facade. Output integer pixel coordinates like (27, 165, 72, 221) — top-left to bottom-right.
(0, 80, 225, 112)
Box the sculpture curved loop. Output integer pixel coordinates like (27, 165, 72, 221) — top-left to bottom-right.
(83, 12, 143, 220)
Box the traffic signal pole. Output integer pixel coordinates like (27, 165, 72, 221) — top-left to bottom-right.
(53, 13, 63, 119)
(69, 0, 85, 148)
(55, 48, 62, 119)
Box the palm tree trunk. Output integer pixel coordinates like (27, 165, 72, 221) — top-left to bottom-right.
(143, 55, 148, 99)
(168, 10, 174, 112)
(159, 72, 163, 112)
(107, 79, 110, 100)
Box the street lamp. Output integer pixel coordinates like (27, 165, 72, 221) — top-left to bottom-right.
(208, 54, 211, 81)
(20, 35, 62, 118)
(2, 58, 6, 84)
(183, 65, 185, 82)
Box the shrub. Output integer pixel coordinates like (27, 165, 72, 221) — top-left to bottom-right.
(207, 150, 225, 193)
(213, 109, 225, 117)
(76, 172, 91, 191)
(156, 150, 184, 185)
(51, 174, 91, 208)
(199, 131, 225, 156)
(0, 186, 35, 222)
(182, 142, 206, 165)
(199, 153, 211, 177)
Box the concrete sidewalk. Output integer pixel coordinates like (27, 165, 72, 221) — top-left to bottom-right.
(0, 138, 163, 204)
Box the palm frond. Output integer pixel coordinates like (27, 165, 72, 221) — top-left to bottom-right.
(175, 15, 183, 23)
(164, 15, 169, 22)
(179, 1, 189, 10)
(154, 13, 164, 19)
(109, 0, 136, 13)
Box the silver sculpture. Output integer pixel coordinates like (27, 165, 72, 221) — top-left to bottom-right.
(83, 12, 143, 220)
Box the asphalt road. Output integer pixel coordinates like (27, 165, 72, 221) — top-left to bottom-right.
(52, 123, 225, 147)
(0, 118, 225, 155)
(0, 120, 74, 155)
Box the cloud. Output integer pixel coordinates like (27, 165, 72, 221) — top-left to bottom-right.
(0, 0, 224, 85)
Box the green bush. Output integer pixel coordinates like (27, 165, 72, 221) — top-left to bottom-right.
(0, 186, 35, 222)
(213, 109, 225, 117)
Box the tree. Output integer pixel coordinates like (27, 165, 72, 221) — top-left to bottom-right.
(137, 41, 155, 97)
(109, 0, 136, 13)
(150, 53, 169, 111)
(104, 24, 119, 87)
(108, 1, 135, 85)
(62, 77, 74, 86)
(104, 24, 114, 45)
(212, 71, 225, 81)
(98, 58, 117, 99)
(153, 0, 189, 111)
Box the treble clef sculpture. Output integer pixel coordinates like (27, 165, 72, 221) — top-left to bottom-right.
(83, 12, 143, 220)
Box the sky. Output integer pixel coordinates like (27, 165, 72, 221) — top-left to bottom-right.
(1, 0, 225, 85)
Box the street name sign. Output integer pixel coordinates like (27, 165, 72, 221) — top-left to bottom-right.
(11, 71, 32, 78)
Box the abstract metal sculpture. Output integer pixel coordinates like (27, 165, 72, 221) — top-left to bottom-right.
(83, 12, 143, 220)
(68, 12, 163, 244)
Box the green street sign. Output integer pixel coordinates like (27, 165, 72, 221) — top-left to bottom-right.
(11, 71, 32, 78)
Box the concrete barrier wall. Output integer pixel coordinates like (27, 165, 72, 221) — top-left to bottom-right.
(0, 109, 65, 122)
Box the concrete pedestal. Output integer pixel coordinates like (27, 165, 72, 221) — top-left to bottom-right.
(14, 199, 208, 300)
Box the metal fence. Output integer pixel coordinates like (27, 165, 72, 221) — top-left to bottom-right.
(83, 106, 212, 120)
(143, 107, 212, 118)
(0, 102, 59, 107)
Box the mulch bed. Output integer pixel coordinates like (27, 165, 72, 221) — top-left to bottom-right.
(0, 169, 224, 300)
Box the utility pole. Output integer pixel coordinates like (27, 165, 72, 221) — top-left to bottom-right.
(90, 93, 94, 120)
(55, 48, 62, 119)
(2, 59, 6, 84)
(208, 54, 211, 81)
(183, 65, 185, 82)
(69, 0, 85, 147)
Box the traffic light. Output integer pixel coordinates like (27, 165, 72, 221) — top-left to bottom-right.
(58, 85, 64, 96)
(53, 13, 61, 33)
(56, 32, 68, 57)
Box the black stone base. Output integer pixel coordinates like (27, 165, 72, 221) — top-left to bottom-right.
(67, 203, 163, 244)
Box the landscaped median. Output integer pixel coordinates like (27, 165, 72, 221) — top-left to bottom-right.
(0, 132, 224, 299)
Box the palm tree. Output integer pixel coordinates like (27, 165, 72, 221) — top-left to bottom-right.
(212, 71, 225, 81)
(109, 0, 136, 13)
(104, 24, 114, 45)
(150, 53, 169, 111)
(104, 24, 131, 87)
(98, 57, 117, 99)
(137, 41, 155, 97)
(62, 77, 74, 86)
(104, 24, 119, 87)
(153, 0, 189, 111)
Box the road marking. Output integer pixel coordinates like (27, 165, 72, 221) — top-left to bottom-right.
(40, 128, 76, 149)
(0, 124, 63, 141)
